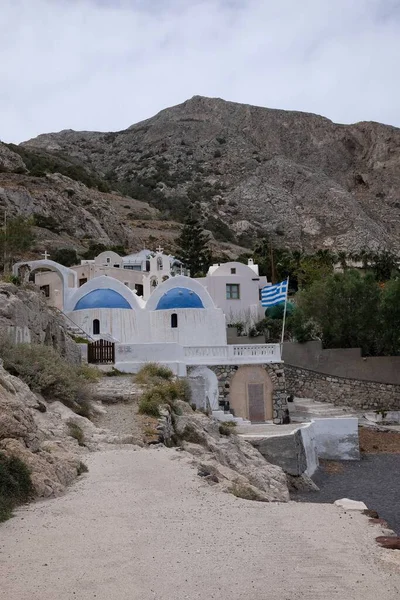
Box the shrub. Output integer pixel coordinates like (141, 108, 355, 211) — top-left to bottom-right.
(219, 422, 237, 436)
(0, 341, 95, 413)
(0, 453, 34, 522)
(77, 461, 88, 475)
(135, 363, 174, 385)
(138, 378, 191, 416)
(68, 423, 85, 446)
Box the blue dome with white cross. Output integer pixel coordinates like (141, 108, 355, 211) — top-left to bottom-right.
(155, 287, 204, 310)
(74, 289, 132, 311)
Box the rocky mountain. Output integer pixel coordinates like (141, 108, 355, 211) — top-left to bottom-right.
(2, 95, 400, 257)
(22, 96, 400, 254)
(0, 138, 245, 260)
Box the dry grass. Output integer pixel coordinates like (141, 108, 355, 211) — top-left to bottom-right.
(359, 427, 400, 454)
(135, 363, 174, 385)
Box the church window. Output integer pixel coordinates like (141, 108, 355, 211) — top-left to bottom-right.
(106, 258, 110, 264)
(230, 268, 236, 274)
(93, 319, 100, 335)
(79, 278, 87, 287)
(226, 284, 240, 299)
(171, 313, 178, 328)
(135, 284, 144, 296)
(157, 257, 163, 271)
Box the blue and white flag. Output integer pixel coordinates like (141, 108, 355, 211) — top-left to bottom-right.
(261, 279, 288, 307)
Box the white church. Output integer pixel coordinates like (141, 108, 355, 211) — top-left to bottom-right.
(13, 249, 286, 424)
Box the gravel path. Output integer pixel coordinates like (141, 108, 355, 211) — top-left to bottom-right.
(0, 447, 399, 600)
(294, 454, 400, 535)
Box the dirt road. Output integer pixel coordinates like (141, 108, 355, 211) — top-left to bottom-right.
(0, 447, 399, 600)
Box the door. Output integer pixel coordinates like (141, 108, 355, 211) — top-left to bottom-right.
(248, 383, 265, 422)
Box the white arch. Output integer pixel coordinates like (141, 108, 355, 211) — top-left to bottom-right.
(145, 275, 216, 311)
(65, 275, 145, 312)
(12, 259, 77, 309)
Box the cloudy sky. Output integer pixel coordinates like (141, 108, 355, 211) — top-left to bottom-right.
(1, 0, 399, 142)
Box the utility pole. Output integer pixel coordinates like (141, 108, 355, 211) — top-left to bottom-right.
(269, 239, 276, 284)
(3, 210, 7, 276)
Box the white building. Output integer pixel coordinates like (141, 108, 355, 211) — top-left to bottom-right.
(13, 256, 285, 424)
(30, 250, 269, 328)
(197, 259, 268, 327)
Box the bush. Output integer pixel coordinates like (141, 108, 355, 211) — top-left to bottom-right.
(0, 341, 95, 413)
(77, 461, 88, 475)
(0, 453, 34, 522)
(68, 423, 85, 446)
(138, 378, 191, 417)
(135, 363, 174, 385)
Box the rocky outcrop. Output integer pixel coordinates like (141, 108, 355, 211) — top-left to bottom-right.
(0, 282, 80, 364)
(22, 96, 400, 253)
(164, 401, 289, 502)
(0, 363, 82, 497)
(0, 362, 139, 498)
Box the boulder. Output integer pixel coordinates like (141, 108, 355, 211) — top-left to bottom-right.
(172, 401, 289, 502)
(334, 498, 368, 511)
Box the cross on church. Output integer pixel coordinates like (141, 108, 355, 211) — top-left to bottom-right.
(41, 251, 51, 260)
(155, 245, 164, 253)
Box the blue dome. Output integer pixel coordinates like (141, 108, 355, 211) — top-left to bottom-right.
(156, 287, 204, 310)
(74, 289, 132, 311)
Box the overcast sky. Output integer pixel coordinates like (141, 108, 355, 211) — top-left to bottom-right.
(1, 0, 399, 143)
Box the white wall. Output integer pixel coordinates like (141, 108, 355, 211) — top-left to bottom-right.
(197, 262, 268, 326)
(312, 418, 360, 461)
(149, 308, 227, 346)
(300, 423, 319, 476)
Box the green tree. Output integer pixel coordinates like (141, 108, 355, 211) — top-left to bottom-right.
(371, 250, 399, 282)
(380, 279, 400, 355)
(297, 270, 382, 355)
(175, 215, 212, 276)
(52, 248, 79, 267)
(0, 216, 35, 272)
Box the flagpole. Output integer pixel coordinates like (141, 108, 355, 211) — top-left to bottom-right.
(280, 277, 289, 350)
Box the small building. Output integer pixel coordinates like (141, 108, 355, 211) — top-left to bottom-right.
(196, 259, 268, 327)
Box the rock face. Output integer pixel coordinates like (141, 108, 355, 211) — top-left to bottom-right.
(22, 96, 400, 253)
(0, 282, 80, 364)
(0, 362, 82, 497)
(165, 401, 289, 502)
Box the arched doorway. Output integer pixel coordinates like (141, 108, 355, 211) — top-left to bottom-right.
(229, 366, 273, 422)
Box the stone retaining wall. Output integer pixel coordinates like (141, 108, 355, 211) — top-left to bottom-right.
(285, 364, 400, 411)
(210, 363, 287, 423)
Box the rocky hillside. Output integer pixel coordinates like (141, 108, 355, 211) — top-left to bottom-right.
(0, 140, 247, 260)
(21, 96, 400, 254)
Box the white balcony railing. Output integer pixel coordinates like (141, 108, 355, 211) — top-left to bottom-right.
(184, 343, 281, 364)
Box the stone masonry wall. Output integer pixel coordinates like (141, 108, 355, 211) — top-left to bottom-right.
(210, 363, 288, 424)
(285, 364, 400, 411)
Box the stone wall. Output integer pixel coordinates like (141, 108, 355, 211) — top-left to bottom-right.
(210, 363, 288, 423)
(283, 340, 400, 385)
(285, 364, 400, 411)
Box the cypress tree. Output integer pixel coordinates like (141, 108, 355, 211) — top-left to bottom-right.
(175, 215, 211, 276)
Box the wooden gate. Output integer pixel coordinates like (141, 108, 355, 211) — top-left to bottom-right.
(88, 339, 115, 364)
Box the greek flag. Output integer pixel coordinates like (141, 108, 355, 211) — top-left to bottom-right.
(261, 279, 288, 307)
